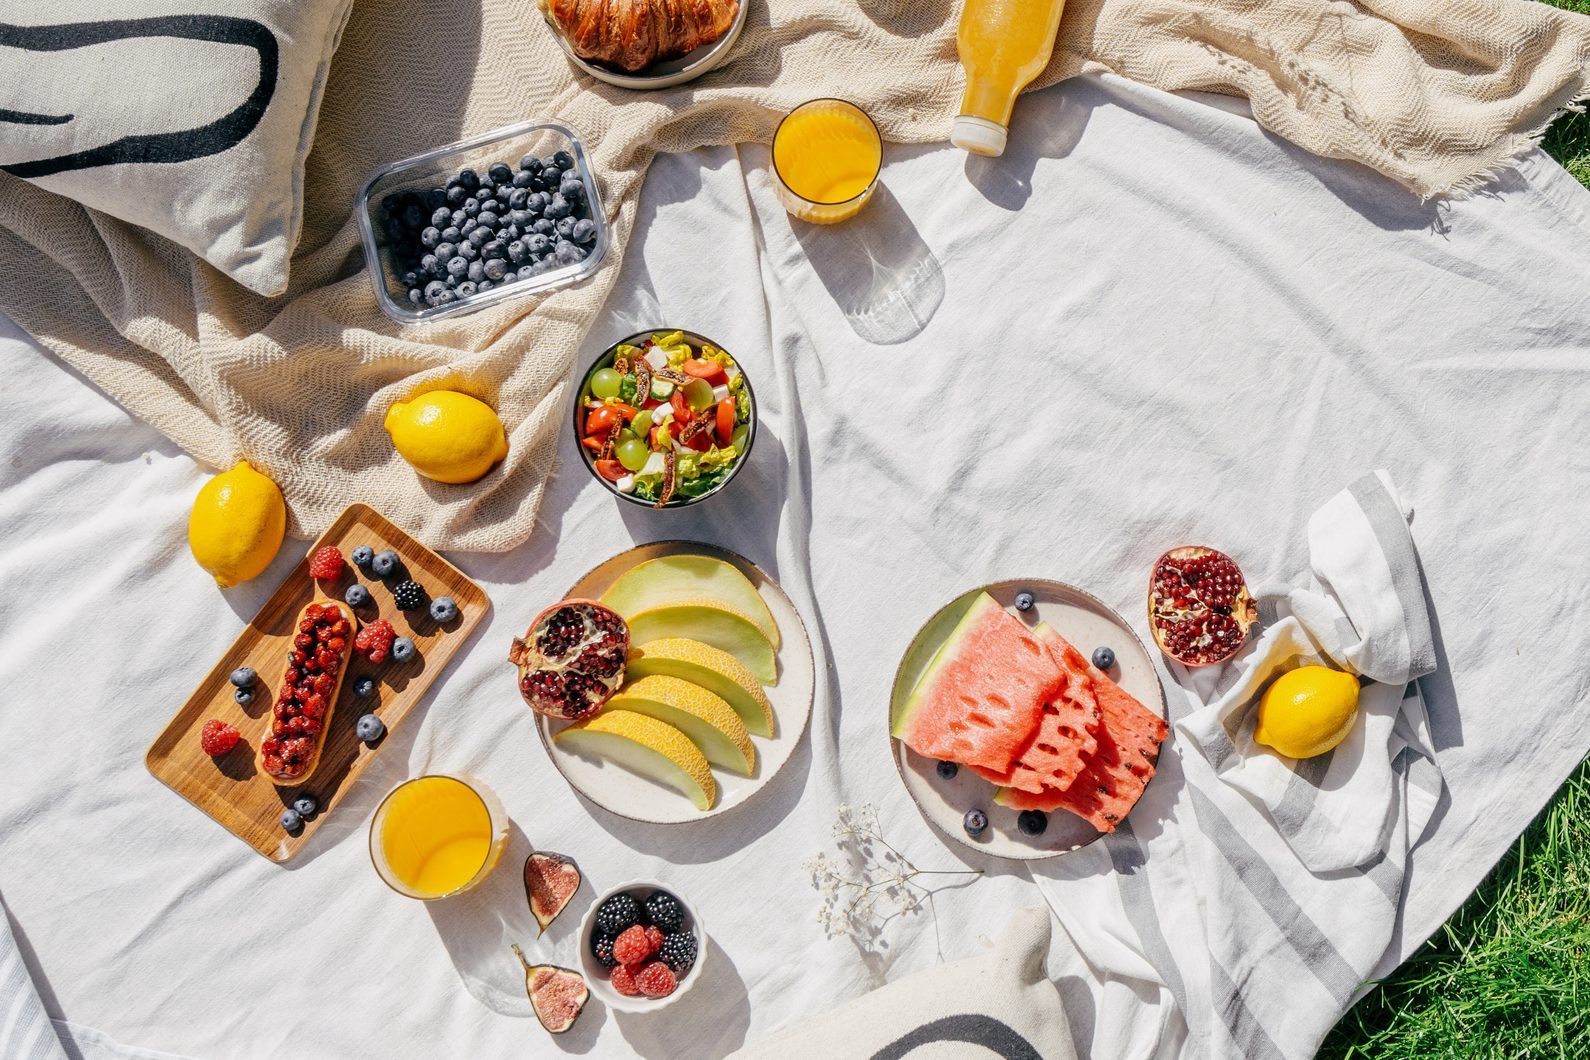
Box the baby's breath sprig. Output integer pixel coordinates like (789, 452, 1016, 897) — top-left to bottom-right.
(803, 803, 982, 946)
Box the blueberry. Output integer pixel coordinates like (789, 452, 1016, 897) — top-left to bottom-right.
(482, 240, 506, 260)
(559, 177, 584, 201)
(507, 187, 529, 210)
(531, 218, 555, 236)
(474, 187, 494, 203)
(430, 206, 452, 228)
(354, 675, 377, 698)
(400, 269, 420, 289)
(457, 168, 479, 191)
(546, 194, 573, 219)
(467, 227, 491, 248)
(230, 666, 256, 688)
(371, 549, 400, 578)
(432, 244, 455, 266)
(463, 198, 480, 218)
(486, 161, 512, 184)
(963, 809, 989, 837)
(391, 637, 416, 663)
(445, 256, 468, 279)
(459, 242, 479, 262)
(936, 760, 958, 780)
(571, 218, 596, 244)
(467, 260, 485, 283)
(430, 596, 458, 623)
(440, 225, 461, 244)
(502, 224, 522, 242)
(455, 280, 478, 298)
(478, 280, 495, 291)
(1017, 810, 1049, 836)
(511, 169, 534, 189)
(510, 209, 534, 228)
(234, 687, 254, 706)
(516, 265, 537, 281)
(519, 154, 543, 174)
(356, 713, 386, 742)
(507, 240, 528, 264)
(528, 192, 551, 214)
(1014, 591, 1035, 612)
(423, 279, 447, 302)
(433, 289, 456, 306)
(483, 259, 508, 282)
(407, 288, 424, 306)
(280, 808, 303, 832)
(293, 794, 318, 817)
(555, 240, 584, 266)
(420, 252, 439, 273)
(525, 233, 550, 256)
(551, 150, 574, 170)
(345, 583, 371, 607)
(1091, 646, 1116, 671)
(445, 185, 467, 206)
(478, 210, 500, 229)
(349, 545, 374, 570)
(495, 185, 514, 205)
(419, 226, 441, 249)
(542, 166, 563, 189)
(556, 217, 577, 240)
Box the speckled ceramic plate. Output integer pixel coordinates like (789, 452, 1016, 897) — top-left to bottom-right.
(542, 0, 749, 91)
(890, 579, 1168, 861)
(536, 541, 814, 824)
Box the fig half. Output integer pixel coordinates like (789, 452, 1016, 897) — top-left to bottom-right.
(1147, 545, 1258, 667)
(524, 851, 581, 935)
(512, 946, 588, 1035)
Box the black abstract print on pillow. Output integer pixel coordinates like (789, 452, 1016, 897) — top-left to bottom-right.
(0, 15, 278, 177)
(869, 1014, 1045, 1060)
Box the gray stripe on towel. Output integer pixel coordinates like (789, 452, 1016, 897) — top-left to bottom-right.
(1356, 849, 1403, 905)
(1209, 959, 1288, 1060)
(1270, 752, 1331, 839)
(1188, 786, 1363, 1004)
(1105, 825, 1190, 1013)
(1348, 474, 1435, 677)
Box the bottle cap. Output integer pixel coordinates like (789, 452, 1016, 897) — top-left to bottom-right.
(951, 115, 1008, 157)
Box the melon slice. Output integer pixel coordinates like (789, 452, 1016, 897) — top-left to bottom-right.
(891, 592, 1060, 775)
(606, 674, 756, 776)
(554, 710, 716, 810)
(601, 555, 781, 649)
(969, 623, 1101, 794)
(627, 638, 776, 737)
(996, 627, 1169, 832)
(625, 598, 777, 685)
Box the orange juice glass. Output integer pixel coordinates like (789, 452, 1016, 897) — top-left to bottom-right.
(369, 775, 509, 900)
(772, 99, 882, 224)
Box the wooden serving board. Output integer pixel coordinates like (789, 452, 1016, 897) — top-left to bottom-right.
(146, 503, 490, 862)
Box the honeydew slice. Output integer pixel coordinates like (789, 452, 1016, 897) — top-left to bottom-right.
(601, 556, 781, 649)
(553, 710, 716, 811)
(626, 638, 776, 738)
(606, 674, 755, 776)
(625, 598, 777, 685)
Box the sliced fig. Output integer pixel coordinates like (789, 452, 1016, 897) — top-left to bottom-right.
(509, 600, 629, 720)
(512, 946, 588, 1034)
(1148, 545, 1259, 667)
(524, 851, 581, 935)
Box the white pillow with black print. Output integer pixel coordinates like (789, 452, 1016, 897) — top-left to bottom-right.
(0, 1, 354, 295)
(729, 908, 1079, 1060)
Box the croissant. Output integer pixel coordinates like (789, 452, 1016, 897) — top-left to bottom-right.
(544, 0, 740, 72)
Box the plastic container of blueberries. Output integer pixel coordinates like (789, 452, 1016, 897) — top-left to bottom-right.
(355, 119, 609, 325)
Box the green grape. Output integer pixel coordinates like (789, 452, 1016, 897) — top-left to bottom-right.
(631, 409, 654, 438)
(731, 425, 750, 452)
(590, 368, 622, 400)
(616, 438, 649, 472)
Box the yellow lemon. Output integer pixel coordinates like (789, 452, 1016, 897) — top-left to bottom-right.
(1253, 665, 1362, 759)
(384, 390, 508, 484)
(188, 460, 286, 588)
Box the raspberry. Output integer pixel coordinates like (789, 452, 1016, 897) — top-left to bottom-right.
(634, 960, 677, 999)
(309, 547, 345, 579)
(610, 963, 642, 997)
(643, 925, 664, 956)
(355, 619, 396, 664)
(199, 719, 240, 756)
(612, 925, 652, 965)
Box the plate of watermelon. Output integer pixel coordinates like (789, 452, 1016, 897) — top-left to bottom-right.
(889, 580, 1169, 860)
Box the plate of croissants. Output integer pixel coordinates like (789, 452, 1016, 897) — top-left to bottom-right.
(539, 0, 747, 89)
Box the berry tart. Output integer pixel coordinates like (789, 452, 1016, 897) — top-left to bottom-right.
(259, 600, 357, 784)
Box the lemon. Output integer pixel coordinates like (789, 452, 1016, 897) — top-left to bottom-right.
(383, 390, 508, 484)
(188, 460, 286, 588)
(1253, 665, 1362, 759)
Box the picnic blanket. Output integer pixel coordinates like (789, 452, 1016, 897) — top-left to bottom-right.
(1, 0, 1587, 552)
(2, 75, 1589, 1059)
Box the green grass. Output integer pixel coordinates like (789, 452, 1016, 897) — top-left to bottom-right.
(1318, 757, 1590, 1058)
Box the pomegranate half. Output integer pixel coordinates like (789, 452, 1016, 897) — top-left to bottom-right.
(1147, 546, 1258, 667)
(509, 599, 629, 720)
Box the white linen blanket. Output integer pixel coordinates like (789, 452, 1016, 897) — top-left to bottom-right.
(2, 74, 1588, 1059)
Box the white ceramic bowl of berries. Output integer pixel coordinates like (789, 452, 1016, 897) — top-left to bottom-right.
(579, 880, 706, 1013)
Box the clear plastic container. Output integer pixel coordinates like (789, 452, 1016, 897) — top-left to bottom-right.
(355, 119, 609, 324)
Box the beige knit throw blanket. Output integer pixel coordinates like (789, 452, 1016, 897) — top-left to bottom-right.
(3, 0, 1587, 551)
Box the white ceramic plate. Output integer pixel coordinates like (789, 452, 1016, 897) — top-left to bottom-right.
(537, 541, 814, 823)
(541, 0, 749, 91)
(889, 579, 1168, 861)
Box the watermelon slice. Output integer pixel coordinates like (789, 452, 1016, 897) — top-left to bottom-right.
(892, 592, 1060, 775)
(996, 626, 1169, 832)
(969, 624, 1101, 794)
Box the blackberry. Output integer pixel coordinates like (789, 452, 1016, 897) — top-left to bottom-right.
(658, 932, 696, 973)
(590, 932, 618, 969)
(594, 892, 641, 935)
(644, 891, 685, 933)
(391, 580, 425, 611)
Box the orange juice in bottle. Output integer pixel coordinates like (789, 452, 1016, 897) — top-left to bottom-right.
(951, 0, 1068, 157)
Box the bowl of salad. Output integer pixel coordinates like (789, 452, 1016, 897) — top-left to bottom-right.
(574, 329, 756, 508)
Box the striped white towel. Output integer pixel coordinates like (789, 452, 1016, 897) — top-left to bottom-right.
(1, 899, 66, 1060)
(1031, 470, 1444, 1059)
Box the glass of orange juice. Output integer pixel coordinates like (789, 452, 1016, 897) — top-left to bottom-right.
(771, 99, 882, 224)
(369, 775, 509, 900)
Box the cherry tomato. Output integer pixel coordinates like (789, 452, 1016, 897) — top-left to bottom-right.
(609, 403, 640, 422)
(716, 397, 736, 447)
(650, 425, 668, 449)
(594, 458, 626, 483)
(586, 406, 622, 437)
(684, 428, 713, 453)
(682, 359, 729, 386)
(670, 390, 693, 426)
(580, 435, 604, 453)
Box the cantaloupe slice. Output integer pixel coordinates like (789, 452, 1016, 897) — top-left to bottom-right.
(601, 555, 781, 650)
(626, 638, 776, 737)
(554, 710, 716, 811)
(606, 674, 755, 776)
(625, 598, 777, 685)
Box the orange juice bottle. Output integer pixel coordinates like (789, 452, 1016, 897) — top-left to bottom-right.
(951, 0, 1068, 157)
